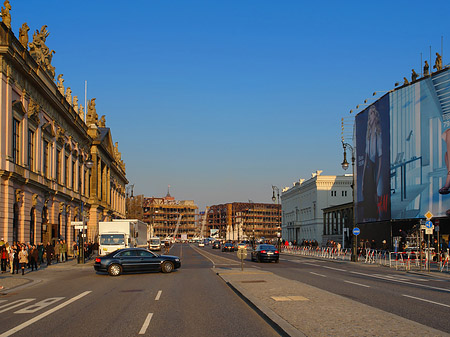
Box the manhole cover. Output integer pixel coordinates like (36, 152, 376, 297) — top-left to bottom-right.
(241, 280, 266, 283)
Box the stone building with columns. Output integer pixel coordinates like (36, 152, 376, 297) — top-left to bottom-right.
(0, 7, 127, 247)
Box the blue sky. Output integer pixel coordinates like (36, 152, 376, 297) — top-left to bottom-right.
(10, 0, 450, 210)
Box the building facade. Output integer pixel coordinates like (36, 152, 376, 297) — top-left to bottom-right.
(281, 171, 352, 245)
(142, 191, 198, 240)
(0, 10, 127, 247)
(207, 202, 281, 241)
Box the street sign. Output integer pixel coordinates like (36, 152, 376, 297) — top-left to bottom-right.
(74, 225, 84, 230)
(352, 227, 360, 236)
(237, 248, 247, 260)
(425, 220, 433, 229)
(424, 211, 433, 220)
(425, 228, 433, 235)
(71, 221, 83, 226)
(435, 225, 440, 232)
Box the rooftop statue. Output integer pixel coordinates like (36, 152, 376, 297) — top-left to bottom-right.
(73, 96, 79, 113)
(434, 52, 442, 71)
(411, 69, 418, 82)
(79, 104, 84, 121)
(29, 25, 56, 79)
(1, 0, 11, 29)
(98, 115, 106, 127)
(86, 98, 98, 125)
(403, 77, 409, 85)
(65, 87, 72, 105)
(19, 23, 29, 49)
(57, 74, 64, 95)
(423, 60, 429, 76)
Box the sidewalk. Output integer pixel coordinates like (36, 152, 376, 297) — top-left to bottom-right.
(0, 257, 94, 293)
(216, 267, 449, 337)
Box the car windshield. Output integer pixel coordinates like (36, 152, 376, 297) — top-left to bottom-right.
(100, 234, 125, 245)
(150, 239, 160, 245)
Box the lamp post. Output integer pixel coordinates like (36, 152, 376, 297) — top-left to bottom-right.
(272, 185, 281, 244)
(79, 155, 94, 264)
(341, 142, 357, 262)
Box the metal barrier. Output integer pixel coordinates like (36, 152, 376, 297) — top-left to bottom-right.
(282, 246, 449, 273)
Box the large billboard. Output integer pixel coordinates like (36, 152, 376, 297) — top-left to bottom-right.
(356, 67, 450, 223)
(356, 95, 391, 223)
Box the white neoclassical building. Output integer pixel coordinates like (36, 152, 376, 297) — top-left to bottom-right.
(281, 170, 352, 246)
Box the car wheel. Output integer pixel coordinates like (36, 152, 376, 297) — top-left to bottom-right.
(108, 264, 122, 276)
(257, 256, 261, 263)
(162, 261, 174, 273)
(275, 259, 279, 263)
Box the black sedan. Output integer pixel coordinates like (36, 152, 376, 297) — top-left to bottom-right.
(94, 248, 181, 276)
(222, 243, 236, 252)
(212, 241, 221, 249)
(251, 244, 279, 263)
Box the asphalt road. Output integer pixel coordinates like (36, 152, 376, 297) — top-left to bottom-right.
(0, 244, 279, 337)
(204, 244, 450, 334)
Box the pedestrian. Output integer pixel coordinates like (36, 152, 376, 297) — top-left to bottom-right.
(9, 245, 16, 274)
(55, 240, 61, 263)
(164, 240, 170, 254)
(12, 245, 19, 274)
(30, 245, 38, 271)
(1, 245, 7, 273)
(45, 242, 54, 265)
(73, 241, 78, 260)
(18, 245, 28, 275)
(62, 240, 68, 262)
(37, 243, 44, 265)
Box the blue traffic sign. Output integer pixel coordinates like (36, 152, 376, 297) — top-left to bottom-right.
(425, 220, 433, 228)
(352, 227, 360, 235)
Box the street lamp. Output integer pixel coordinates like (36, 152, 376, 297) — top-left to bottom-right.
(78, 155, 93, 264)
(341, 142, 357, 262)
(272, 185, 281, 244)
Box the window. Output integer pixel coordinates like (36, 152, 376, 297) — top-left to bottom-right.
(12, 118, 20, 164)
(56, 149, 61, 183)
(342, 191, 347, 197)
(28, 129, 34, 169)
(65, 154, 70, 186)
(43, 140, 49, 177)
(72, 159, 76, 189)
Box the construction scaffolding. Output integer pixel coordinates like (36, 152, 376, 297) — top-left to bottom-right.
(207, 202, 281, 241)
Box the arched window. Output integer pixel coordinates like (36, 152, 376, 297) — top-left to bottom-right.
(30, 208, 35, 244)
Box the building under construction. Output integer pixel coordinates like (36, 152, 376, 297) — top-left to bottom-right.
(207, 202, 281, 241)
(142, 190, 198, 240)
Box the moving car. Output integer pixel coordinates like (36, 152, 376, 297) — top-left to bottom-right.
(212, 241, 221, 249)
(94, 248, 181, 276)
(222, 243, 236, 252)
(251, 244, 279, 263)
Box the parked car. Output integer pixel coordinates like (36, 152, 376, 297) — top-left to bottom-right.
(198, 242, 205, 247)
(222, 243, 236, 252)
(251, 244, 279, 263)
(94, 248, 181, 276)
(212, 241, 221, 249)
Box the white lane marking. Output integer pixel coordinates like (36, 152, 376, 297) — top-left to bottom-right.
(15, 297, 64, 314)
(155, 290, 162, 301)
(287, 260, 302, 263)
(373, 274, 428, 282)
(310, 272, 327, 277)
(344, 280, 370, 288)
(0, 299, 35, 313)
(139, 313, 153, 335)
(402, 294, 450, 308)
(322, 266, 346, 272)
(0, 291, 91, 337)
(349, 271, 450, 293)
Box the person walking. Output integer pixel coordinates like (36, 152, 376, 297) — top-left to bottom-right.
(54, 241, 61, 263)
(30, 245, 38, 271)
(1, 245, 8, 273)
(62, 240, 68, 262)
(45, 242, 54, 265)
(18, 245, 28, 275)
(37, 243, 44, 265)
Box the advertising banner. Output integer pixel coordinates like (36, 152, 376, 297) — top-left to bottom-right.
(355, 95, 391, 223)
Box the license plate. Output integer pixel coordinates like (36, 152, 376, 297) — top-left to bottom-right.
(267, 252, 273, 255)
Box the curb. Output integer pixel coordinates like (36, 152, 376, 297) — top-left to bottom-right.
(216, 271, 306, 337)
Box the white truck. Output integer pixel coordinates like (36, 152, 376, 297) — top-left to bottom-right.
(148, 237, 161, 251)
(98, 219, 148, 256)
